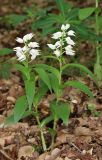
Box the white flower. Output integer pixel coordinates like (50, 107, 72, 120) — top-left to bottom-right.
(65, 45, 75, 56)
(28, 42, 39, 48)
(55, 41, 61, 48)
(22, 46, 30, 52)
(54, 50, 60, 57)
(47, 23, 75, 57)
(52, 32, 62, 39)
(14, 47, 22, 52)
(18, 54, 26, 61)
(16, 33, 34, 44)
(14, 47, 26, 61)
(47, 41, 61, 50)
(68, 30, 75, 36)
(23, 33, 34, 42)
(47, 44, 56, 50)
(30, 49, 40, 60)
(16, 38, 24, 43)
(66, 37, 75, 45)
(61, 24, 70, 31)
(15, 49, 26, 61)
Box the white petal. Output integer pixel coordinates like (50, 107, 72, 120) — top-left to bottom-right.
(13, 47, 22, 52)
(23, 33, 34, 42)
(30, 49, 40, 60)
(22, 46, 30, 52)
(65, 45, 75, 56)
(52, 32, 62, 39)
(55, 41, 61, 48)
(47, 44, 56, 50)
(18, 54, 26, 61)
(28, 42, 39, 48)
(65, 45, 73, 50)
(16, 51, 26, 61)
(16, 37, 23, 43)
(30, 49, 39, 55)
(61, 24, 70, 30)
(66, 50, 75, 56)
(66, 37, 75, 45)
(67, 30, 75, 36)
(54, 50, 60, 57)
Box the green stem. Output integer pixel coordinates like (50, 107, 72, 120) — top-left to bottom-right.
(35, 106, 47, 151)
(95, 0, 100, 64)
(59, 57, 62, 84)
(50, 117, 57, 150)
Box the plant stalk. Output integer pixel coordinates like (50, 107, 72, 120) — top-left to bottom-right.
(50, 117, 57, 150)
(35, 107, 47, 151)
(95, 0, 99, 64)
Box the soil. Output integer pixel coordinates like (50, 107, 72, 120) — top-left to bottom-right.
(0, 0, 102, 160)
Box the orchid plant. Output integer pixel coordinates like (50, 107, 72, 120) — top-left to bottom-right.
(6, 24, 97, 151)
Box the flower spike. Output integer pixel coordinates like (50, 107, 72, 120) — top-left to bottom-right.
(47, 23, 75, 57)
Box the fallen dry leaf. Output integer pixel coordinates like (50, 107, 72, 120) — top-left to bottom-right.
(45, 148, 61, 160)
(18, 145, 34, 160)
(74, 127, 93, 136)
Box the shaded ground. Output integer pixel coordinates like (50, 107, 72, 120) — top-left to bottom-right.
(0, 0, 102, 160)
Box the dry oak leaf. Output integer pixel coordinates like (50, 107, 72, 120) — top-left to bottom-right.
(45, 148, 61, 160)
(18, 145, 34, 160)
(74, 127, 93, 136)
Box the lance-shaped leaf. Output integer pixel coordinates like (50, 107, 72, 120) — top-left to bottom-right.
(63, 81, 94, 98)
(15, 64, 30, 80)
(34, 64, 60, 81)
(33, 81, 48, 106)
(79, 7, 96, 20)
(55, 0, 65, 18)
(51, 101, 70, 125)
(49, 73, 62, 98)
(40, 115, 54, 128)
(0, 48, 13, 56)
(14, 96, 28, 122)
(62, 63, 98, 85)
(25, 80, 35, 111)
(34, 68, 52, 91)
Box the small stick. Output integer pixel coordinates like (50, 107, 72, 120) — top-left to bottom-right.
(0, 149, 13, 160)
(69, 142, 82, 154)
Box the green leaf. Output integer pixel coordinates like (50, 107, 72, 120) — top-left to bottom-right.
(64, 81, 94, 98)
(0, 63, 11, 79)
(0, 48, 12, 56)
(5, 111, 33, 125)
(67, 8, 79, 21)
(15, 64, 30, 80)
(5, 115, 15, 125)
(40, 115, 54, 128)
(73, 24, 102, 42)
(25, 80, 35, 111)
(49, 73, 62, 98)
(94, 63, 102, 81)
(6, 14, 27, 27)
(14, 96, 28, 122)
(51, 101, 70, 125)
(34, 68, 52, 91)
(99, 47, 102, 64)
(55, 0, 66, 19)
(62, 63, 98, 85)
(33, 81, 48, 106)
(31, 14, 58, 31)
(78, 7, 96, 20)
(98, 16, 102, 30)
(34, 64, 60, 80)
(42, 26, 57, 36)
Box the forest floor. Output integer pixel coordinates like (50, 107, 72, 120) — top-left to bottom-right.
(0, 0, 102, 160)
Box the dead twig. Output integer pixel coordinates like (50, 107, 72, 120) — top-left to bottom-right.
(0, 149, 13, 160)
